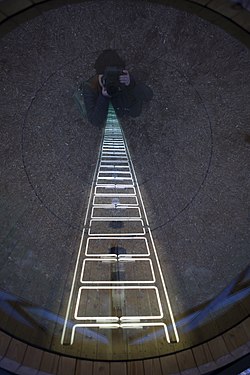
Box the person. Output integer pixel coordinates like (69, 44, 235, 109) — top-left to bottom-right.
(76, 49, 153, 127)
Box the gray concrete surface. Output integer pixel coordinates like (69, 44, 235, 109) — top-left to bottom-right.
(0, 0, 249, 356)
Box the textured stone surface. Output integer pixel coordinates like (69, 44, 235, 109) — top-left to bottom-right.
(0, 0, 249, 357)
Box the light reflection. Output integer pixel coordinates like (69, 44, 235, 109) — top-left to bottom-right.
(177, 265, 250, 333)
(0, 266, 248, 359)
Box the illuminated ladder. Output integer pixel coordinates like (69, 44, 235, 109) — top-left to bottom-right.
(61, 104, 179, 347)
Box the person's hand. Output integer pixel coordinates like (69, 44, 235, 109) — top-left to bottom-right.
(119, 70, 130, 86)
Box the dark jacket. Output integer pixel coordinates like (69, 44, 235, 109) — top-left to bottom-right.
(81, 74, 137, 127)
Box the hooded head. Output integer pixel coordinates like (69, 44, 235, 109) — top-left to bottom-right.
(94, 49, 125, 74)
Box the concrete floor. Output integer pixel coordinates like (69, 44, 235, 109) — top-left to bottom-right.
(0, 0, 249, 359)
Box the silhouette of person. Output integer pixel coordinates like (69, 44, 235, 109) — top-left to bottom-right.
(77, 49, 153, 127)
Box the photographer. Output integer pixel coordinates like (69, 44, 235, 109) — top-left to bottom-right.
(80, 49, 153, 127)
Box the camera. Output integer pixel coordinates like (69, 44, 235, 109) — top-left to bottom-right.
(102, 66, 125, 96)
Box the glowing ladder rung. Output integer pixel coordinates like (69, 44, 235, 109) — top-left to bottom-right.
(100, 165, 130, 169)
(97, 177, 132, 181)
(95, 186, 134, 190)
(100, 160, 129, 164)
(98, 171, 131, 174)
(102, 151, 125, 154)
(102, 148, 126, 151)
